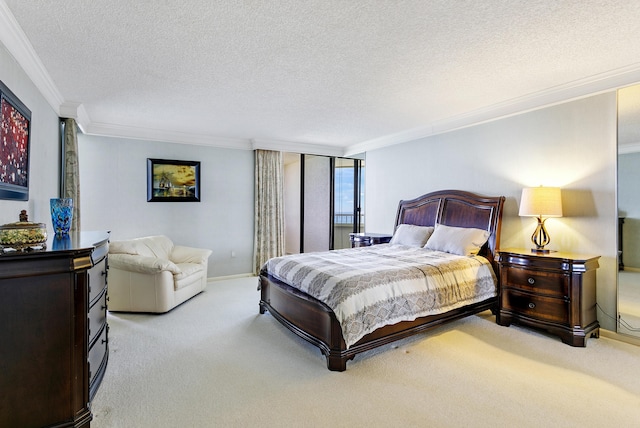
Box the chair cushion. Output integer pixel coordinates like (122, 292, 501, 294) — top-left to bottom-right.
(174, 263, 204, 289)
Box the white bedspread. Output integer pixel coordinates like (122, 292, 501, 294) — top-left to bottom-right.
(262, 244, 497, 348)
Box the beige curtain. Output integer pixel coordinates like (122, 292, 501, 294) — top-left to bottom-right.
(62, 118, 81, 232)
(253, 149, 285, 275)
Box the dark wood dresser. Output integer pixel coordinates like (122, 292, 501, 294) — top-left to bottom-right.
(0, 231, 110, 428)
(496, 248, 600, 347)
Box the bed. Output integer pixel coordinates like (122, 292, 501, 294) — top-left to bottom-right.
(259, 190, 505, 371)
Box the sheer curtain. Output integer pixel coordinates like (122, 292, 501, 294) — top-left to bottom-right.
(253, 149, 284, 275)
(62, 118, 81, 232)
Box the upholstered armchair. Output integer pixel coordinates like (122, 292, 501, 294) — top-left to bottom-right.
(107, 235, 212, 313)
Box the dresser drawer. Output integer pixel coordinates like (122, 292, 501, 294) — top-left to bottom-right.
(502, 289, 569, 325)
(88, 289, 107, 345)
(504, 267, 568, 297)
(88, 258, 107, 305)
(89, 324, 108, 385)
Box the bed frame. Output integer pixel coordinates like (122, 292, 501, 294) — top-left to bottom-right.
(259, 190, 505, 371)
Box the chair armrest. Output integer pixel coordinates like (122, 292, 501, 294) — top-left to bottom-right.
(109, 253, 181, 274)
(171, 245, 212, 265)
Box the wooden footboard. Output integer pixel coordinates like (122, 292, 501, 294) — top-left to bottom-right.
(259, 273, 347, 369)
(259, 273, 498, 371)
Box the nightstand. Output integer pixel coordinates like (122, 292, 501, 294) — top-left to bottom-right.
(496, 248, 600, 347)
(349, 232, 392, 248)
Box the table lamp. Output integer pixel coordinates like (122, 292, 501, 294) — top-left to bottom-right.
(519, 186, 562, 253)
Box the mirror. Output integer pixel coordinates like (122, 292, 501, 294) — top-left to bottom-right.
(617, 84, 640, 337)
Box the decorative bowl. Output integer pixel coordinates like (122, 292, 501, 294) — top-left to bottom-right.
(0, 220, 48, 250)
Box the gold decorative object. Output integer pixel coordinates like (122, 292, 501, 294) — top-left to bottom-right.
(0, 210, 47, 251)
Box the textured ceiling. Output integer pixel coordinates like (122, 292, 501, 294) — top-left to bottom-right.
(3, 0, 640, 155)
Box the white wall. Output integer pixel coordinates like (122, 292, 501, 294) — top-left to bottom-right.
(0, 43, 60, 229)
(365, 93, 619, 330)
(78, 134, 254, 277)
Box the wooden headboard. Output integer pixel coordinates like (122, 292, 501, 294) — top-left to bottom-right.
(394, 190, 505, 268)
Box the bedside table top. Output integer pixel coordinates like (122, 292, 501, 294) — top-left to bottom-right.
(349, 232, 393, 239)
(497, 248, 600, 263)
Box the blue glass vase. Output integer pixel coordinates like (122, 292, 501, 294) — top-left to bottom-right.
(52, 234, 72, 250)
(50, 198, 73, 236)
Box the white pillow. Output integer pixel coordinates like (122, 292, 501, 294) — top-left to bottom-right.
(424, 223, 490, 256)
(389, 224, 435, 247)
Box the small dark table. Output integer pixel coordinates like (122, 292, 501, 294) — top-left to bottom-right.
(349, 232, 392, 248)
(496, 248, 600, 347)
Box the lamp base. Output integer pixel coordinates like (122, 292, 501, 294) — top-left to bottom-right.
(531, 248, 557, 254)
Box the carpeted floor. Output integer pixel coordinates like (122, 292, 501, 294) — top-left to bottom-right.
(92, 277, 640, 427)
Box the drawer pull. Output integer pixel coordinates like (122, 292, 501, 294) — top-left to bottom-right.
(527, 277, 535, 285)
(528, 302, 536, 309)
(101, 270, 107, 276)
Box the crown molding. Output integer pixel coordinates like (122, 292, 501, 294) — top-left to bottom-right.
(83, 121, 253, 149)
(345, 64, 640, 156)
(58, 101, 81, 119)
(59, 101, 91, 132)
(0, 1, 64, 113)
(251, 138, 346, 157)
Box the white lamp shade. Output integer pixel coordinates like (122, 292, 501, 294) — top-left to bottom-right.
(519, 187, 563, 218)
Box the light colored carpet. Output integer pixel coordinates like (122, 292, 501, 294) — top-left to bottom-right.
(92, 277, 640, 428)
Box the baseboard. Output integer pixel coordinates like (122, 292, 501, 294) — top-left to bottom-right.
(600, 328, 640, 347)
(207, 273, 255, 282)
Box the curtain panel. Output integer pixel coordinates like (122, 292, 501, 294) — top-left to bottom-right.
(62, 118, 81, 232)
(253, 149, 285, 275)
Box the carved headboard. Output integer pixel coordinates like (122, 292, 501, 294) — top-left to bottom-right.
(394, 190, 505, 269)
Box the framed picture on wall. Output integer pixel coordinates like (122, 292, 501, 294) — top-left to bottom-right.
(147, 158, 201, 202)
(0, 80, 31, 201)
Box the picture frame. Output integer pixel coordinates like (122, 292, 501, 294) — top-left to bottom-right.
(147, 158, 201, 202)
(0, 80, 31, 201)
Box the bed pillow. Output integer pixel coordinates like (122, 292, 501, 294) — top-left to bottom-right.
(389, 224, 434, 247)
(424, 223, 490, 256)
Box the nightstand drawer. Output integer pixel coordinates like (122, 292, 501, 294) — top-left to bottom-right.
(504, 267, 567, 297)
(502, 289, 569, 325)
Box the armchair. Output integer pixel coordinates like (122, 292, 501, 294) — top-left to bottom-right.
(108, 235, 212, 313)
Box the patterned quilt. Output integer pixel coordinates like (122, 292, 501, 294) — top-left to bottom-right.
(262, 244, 498, 348)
